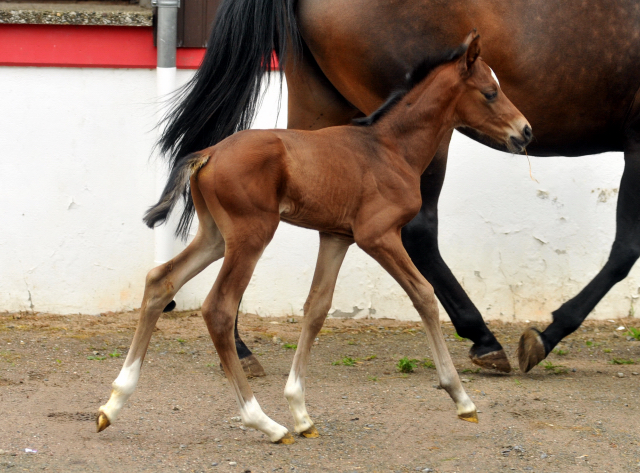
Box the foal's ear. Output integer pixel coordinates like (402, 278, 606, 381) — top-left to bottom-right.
(459, 30, 481, 76)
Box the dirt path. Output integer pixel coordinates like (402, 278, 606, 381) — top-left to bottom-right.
(1, 311, 639, 472)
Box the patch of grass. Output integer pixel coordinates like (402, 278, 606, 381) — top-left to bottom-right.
(283, 343, 297, 350)
(604, 348, 612, 353)
(585, 340, 593, 347)
(56, 359, 62, 364)
(332, 356, 357, 367)
(347, 340, 357, 346)
(610, 358, 635, 365)
(514, 379, 521, 385)
(553, 349, 568, 356)
(462, 368, 480, 374)
(205, 363, 216, 368)
(396, 357, 419, 373)
(422, 358, 436, 369)
(87, 355, 106, 361)
(364, 355, 377, 361)
(625, 327, 640, 341)
(540, 360, 568, 375)
(453, 333, 466, 341)
(176, 338, 186, 344)
(367, 375, 378, 382)
(108, 350, 121, 358)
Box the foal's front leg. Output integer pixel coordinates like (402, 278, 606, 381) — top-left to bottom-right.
(357, 229, 477, 422)
(96, 226, 224, 431)
(284, 233, 351, 436)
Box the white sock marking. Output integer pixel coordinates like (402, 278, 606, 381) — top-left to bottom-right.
(239, 397, 289, 442)
(98, 358, 142, 423)
(284, 370, 313, 433)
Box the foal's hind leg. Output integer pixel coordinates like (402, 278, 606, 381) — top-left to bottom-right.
(202, 221, 294, 443)
(96, 223, 225, 431)
(284, 233, 351, 437)
(357, 229, 477, 422)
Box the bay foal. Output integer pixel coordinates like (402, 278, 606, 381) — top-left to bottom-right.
(97, 33, 531, 443)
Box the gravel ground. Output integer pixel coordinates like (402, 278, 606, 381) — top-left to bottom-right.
(0, 310, 639, 472)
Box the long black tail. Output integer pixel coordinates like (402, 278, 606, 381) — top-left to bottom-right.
(151, 0, 300, 239)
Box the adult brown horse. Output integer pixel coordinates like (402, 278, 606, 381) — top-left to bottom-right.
(157, 0, 640, 373)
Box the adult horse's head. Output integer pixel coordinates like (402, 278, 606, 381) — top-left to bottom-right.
(453, 31, 532, 153)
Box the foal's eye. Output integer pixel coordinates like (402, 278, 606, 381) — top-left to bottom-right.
(483, 91, 498, 101)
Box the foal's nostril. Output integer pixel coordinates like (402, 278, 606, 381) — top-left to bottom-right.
(522, 125, 533, 141)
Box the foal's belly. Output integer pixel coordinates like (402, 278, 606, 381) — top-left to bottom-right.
(279, 198, 355, 237)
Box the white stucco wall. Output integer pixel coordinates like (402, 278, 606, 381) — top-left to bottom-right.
(1, 66, 638, 322)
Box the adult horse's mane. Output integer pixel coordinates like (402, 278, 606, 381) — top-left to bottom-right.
(353, 44, 469, 127)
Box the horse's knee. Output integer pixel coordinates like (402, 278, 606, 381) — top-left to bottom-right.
(607, 242, 640, 283)
(141, 264, 175, 312)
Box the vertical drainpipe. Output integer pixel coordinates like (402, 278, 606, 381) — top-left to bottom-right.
(153, 0, 180, 267)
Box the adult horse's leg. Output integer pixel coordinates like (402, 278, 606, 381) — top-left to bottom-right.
(97, 217, 225, 431)
(401, 132, 511, 373)
(284, 233, 351, 436)
(232, 302, 266, 378)
(227, 43, 361, 377)
(357, 228, 477, 421)
(518, 126, 640, 372)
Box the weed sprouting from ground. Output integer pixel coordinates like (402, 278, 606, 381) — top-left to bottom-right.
(610, 358, 635, 365)
(283, 343, 297, 350)
(540, 360, 568, 374)
(332, 356, 356, 366)
(625, 327, 640, 341)
(397, 357, 418, 373)
(422, 358, 436, 369)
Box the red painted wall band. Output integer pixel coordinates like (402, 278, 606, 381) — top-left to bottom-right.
(0, 24, 205, 69)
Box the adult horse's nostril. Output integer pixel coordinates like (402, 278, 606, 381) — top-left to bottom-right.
(522, 125, 533, 141)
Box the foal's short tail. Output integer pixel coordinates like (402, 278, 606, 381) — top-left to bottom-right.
(143, 153, 210, 234)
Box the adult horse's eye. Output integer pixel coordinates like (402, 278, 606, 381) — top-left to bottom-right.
(483, 91, 498, 101)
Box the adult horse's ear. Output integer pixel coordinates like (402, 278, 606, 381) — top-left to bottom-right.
(459, 30, 481, 76)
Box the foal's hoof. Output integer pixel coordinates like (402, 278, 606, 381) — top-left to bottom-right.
(275, 432, 296, 445)
(458, 410, 479, 423)
(96, 413, 111, 432)
(469, 346, 512, 373)
(241, 354, 266, 378)
(517, 328, 547, 373)
(300, 426, 320, 438)
(162, 300, 176, 313)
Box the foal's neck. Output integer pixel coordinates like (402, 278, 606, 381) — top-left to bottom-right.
(373, 71, 459, 175)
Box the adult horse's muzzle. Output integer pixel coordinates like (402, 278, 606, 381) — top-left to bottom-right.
(508, 124, 533, 153)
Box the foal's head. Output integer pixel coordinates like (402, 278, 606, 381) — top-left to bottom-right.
(449, 32, 532, 153)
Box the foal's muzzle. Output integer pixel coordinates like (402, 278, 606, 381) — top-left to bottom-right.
(509, 125, 533, 153)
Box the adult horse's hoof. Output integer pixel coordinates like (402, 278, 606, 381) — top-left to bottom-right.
(469, 346, 511, 373)
(240, 354, 266, 378)
(517, 328, 546, 373)
(276, 432, 296, 444)
(300, 426, 320, 438)
(220, 354, 266, 378)
(96, 413, 111, 432)
(458, 410, 479, 423)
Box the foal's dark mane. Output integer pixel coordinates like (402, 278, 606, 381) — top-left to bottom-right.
(352, 44, 468, 127)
